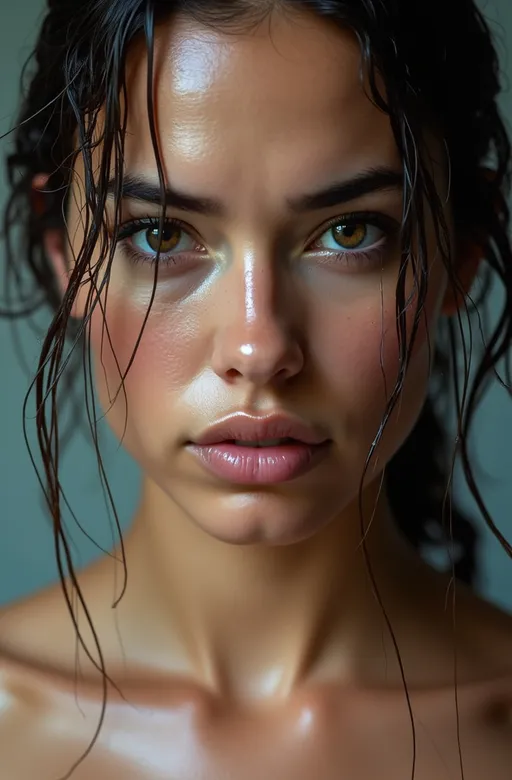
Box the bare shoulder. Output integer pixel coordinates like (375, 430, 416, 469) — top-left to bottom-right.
(0, 554, 118, 679)
(0, 582, 76, 670)
(407, 565, 512, 727)
(0, 655, 104, 780)
(455, 579, 512, 675)
(0, 642, 59, 780)
(446, 580, 512, 722)
(0, 586, 107, 780)
(459, 593, 512, 780)
(0, 587, 65, 749)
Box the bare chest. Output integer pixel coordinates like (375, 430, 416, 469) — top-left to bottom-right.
(3, 683, 512, 780)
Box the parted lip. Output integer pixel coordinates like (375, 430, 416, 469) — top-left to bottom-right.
(190, 413, 330, 446)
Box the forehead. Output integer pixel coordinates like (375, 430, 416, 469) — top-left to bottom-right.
(121, 11, 400, 208)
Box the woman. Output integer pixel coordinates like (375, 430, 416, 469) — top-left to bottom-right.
(0, 0, 511, 778)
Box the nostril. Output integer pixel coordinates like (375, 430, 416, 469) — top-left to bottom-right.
(225, 368, 243, 380)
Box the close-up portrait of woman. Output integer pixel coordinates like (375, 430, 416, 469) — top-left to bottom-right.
(0, 0, 512, 778)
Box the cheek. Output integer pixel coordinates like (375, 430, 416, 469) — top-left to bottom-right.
(313, 302, 401, 412)
(312, 270, 445, 441)
(312, 284, 407, 387)
(88, 297, 204, 421)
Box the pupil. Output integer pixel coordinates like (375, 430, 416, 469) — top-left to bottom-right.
(148, 227, 174, 241)
(334, 223, 365, 247)
(162, 227, 175, 242)
(147, 226, 179, 250)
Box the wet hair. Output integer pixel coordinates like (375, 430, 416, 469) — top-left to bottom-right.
(2, 0, 512, 777)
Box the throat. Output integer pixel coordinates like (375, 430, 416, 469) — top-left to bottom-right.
(118, 477, 422, 703)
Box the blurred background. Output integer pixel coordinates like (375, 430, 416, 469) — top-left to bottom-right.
(1, 0, 511, 612)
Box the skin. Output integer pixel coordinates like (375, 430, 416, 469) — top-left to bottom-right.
(0, 9, 512, 779)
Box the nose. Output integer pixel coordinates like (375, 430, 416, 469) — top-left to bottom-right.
(211, 252, 304, 387)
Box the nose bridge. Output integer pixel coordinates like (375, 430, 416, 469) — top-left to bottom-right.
(211, 243, 303, 384)
(241, 246, 278, 328)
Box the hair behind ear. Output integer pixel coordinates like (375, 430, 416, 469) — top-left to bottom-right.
(442, 240, 483, 317)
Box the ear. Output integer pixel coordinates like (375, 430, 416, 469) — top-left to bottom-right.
(32, 174, 82, 317)
(442, 166, 500, 317)
(441, 239, 483, 317)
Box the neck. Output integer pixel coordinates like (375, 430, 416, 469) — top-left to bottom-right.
(118, 477, 424, 702)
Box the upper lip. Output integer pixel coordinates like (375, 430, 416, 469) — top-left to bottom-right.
(191, 413, 329, 446)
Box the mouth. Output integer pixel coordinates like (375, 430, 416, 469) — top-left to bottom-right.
(187, 416, 332, 485)
(219, 437, 298, 447)
(191, 413, 329, 448)
(187, 439, 331, 485)
(187, 414, 331, 485)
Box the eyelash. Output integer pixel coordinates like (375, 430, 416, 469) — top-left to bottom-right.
(116, 211, 398, 271)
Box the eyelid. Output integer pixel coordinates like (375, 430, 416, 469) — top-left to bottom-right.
(305, 210, 399, 251)
(116, 211, 399, 259)
(117, 215, 201, 242)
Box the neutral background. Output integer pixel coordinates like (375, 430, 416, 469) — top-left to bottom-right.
(1, 0, 511, 611)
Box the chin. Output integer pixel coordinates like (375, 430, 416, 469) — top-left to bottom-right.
(171, 484, 349, 547)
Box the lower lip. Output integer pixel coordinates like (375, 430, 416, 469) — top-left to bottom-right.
(187, 441, 331, 485)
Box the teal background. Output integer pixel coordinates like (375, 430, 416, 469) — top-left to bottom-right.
(1, 1, 511, 611)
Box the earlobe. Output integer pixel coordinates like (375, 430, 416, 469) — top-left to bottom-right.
(33, 175, 68, 293)
(441, 241, 483, 317)
(43, 227, 70, 298)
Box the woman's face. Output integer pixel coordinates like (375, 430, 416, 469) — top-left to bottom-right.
(67, 10, 450, 545)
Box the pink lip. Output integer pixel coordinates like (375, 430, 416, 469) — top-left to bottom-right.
(191, 413, 328, 447)
(187, 441, 331, 485)
(187, 413, 331, 485)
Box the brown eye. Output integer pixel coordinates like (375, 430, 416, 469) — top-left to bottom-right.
(122, 218, 201, 264)
(145, 224, 181, 253)
(332, 222, 367, 249)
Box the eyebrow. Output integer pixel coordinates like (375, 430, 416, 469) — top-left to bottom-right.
(106, 166, 403, 217)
